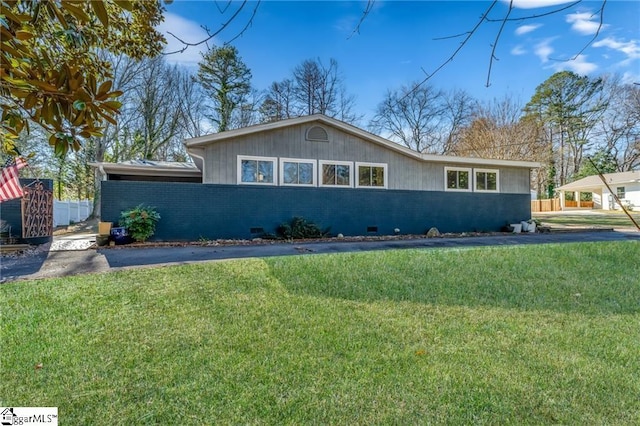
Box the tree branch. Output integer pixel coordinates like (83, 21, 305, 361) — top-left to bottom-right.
(486, 0, 513, 87)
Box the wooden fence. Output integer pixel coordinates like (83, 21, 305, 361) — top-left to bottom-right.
(564, 200, 594, 208)
(531, 198, 561, 212)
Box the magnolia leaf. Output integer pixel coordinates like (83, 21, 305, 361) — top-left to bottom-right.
(97, 80, 113, 96)
(113, 1, 133, 11)
(15, 30, 34, 41)
(91, 1, 109, 27)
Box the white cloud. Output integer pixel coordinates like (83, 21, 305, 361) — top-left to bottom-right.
(534, 39, 554, 63)
(511, 45, 527, 55)
(621, 71, 640, 85)
(156, 13, 211, 67)
(515, 24, 542, 36)
(565, 11, 607, 36)
(509, 0, 575, 9)
(593, 37, 640, 60)
(551, 54, 598, 75)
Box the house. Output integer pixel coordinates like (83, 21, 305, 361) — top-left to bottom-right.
(557, 170, 640, 210)
(96, 114, 539, 241)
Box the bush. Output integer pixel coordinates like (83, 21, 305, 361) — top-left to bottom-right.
(119, 205, 161, 242)
(277, 217, 330, 239)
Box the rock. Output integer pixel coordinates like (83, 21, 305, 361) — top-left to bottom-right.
(426, 227, 441, 238)
(337, 233, 344, 239)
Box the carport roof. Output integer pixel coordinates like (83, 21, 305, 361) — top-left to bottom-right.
(558, 170, 640, 191)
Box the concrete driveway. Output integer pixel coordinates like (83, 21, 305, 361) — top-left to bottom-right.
(1, 229, 638, 283)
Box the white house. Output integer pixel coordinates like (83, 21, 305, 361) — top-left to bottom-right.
(557, 170, 640, 210)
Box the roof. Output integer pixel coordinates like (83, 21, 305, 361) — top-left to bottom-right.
(89, 160, 202, 177)
(184, 114, 540, 169)
(558, 170, 640, 191)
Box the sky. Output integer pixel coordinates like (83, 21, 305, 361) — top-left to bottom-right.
(158, 0, 640, 123)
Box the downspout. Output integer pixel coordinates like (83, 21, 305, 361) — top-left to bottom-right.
(187, 148, 206, 183)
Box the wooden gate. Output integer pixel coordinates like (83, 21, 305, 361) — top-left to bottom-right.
(21, 181, 53, 238)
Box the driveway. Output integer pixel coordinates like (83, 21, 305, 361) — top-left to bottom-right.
(2, 229, 638, 283)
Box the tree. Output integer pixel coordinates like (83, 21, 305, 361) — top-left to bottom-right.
(524, 71, 607, 187)
(597, 76, 640, 171)
(1, 0, 165, 156)
(291, 58, 358, 122)
(574, 148, 618, 180)
(260, 79, 295, 123)
(369, 82, 475, 154)
(260, 58, 360, 124)
(196, 45, 252, 132)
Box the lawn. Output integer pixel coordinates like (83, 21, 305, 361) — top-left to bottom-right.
(534, 210, 640, 228)
(2, 241, 639, 424)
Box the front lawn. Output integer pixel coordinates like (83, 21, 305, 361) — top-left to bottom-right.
(2, 241, 639, 424)
(534, 210, 640, 228)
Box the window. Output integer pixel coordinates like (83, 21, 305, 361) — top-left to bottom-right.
(445, 167, 471, 191)
(237, 156, 277, 185)
(474, 169, 499, 192)
(319, 160, 352, 187)
(280, 158, 316, 186)
(617, 187, 625, 199)
(356, 162, 387, 188)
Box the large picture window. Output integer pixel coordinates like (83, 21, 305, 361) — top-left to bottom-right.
(445, 167, 471, 191)
(319, 160, 352, 187)
(280, 158, 316, 186)
(356, 162, 387, 188)
(237, 156, 277, 185)
(474, 169, 499, 192)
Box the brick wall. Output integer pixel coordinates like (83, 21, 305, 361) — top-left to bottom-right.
(100, 181, 531, 241)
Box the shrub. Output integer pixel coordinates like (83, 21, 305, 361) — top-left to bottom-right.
(277, 216, 330, 239)
(119, 205, 161, 242)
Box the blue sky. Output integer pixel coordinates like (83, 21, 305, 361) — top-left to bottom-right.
(159, 1, 640, 122)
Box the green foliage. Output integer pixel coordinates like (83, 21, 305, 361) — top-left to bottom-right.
(196, 45, 252, 132)
(1, 0, 165, 156)
(118, 204, 160, 242)
(277, 216, 329, 239)
(574, 149, 618, 180)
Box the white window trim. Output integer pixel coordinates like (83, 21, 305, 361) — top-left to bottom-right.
(279, 157, 317, 187)
(237, 155, 278, 185)
(474, 168, 500, 193)
(444, 166, 472, 192)
(318, 160, 353, 188)
(355, 162, 388, 189)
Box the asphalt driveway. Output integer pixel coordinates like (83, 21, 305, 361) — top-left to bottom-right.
(1, 229, 639, 282)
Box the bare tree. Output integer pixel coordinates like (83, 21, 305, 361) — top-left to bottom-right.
(598, 76, 640, 171)
(260, 79, 295, 122)
(369, 82, 475, 154)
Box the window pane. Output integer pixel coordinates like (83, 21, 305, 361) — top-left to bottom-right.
(336, 165, 350, 186)
(298, 162, 313, 184)
(322, 164, 336, 185)
(476, 172, 486, 190)
(241, 160, 257, 182)
(258, 161, 273, 183)
(359, 166, 371, 186)
(447, 170, 457, 189)
(487, 172, 497, 190)
(617, 187, 625, 198)
(283, 162, 298, 184)
(459, 171, 469, 189)
(371, 166, 384, 186)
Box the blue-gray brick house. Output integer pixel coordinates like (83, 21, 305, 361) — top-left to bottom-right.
(96, 114, 539, 241)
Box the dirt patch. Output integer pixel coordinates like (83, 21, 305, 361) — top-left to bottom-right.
(53, 218, 99, 236)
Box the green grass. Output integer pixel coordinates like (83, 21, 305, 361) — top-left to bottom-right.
(2, 241, 639, 424)
(534, 210, 640, 228)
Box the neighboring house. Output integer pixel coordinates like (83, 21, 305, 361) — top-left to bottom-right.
(557, 170, 640, 211)
(96, 114, 539, 241)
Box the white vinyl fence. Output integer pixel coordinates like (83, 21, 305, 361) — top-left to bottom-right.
(53, 199, 93, 227)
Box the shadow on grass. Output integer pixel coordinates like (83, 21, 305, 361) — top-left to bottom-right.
(265, 241, 640, 315)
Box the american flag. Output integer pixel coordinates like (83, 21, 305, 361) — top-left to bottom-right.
(0, 156, 27, 203)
